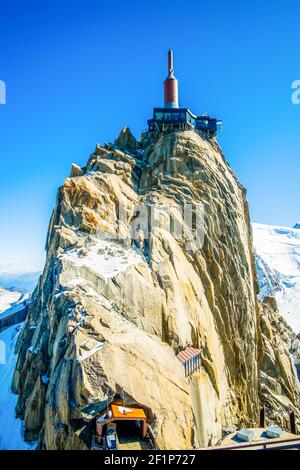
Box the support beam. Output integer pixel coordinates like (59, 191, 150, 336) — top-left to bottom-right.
(259, 406, 266, 428)
(289, 411, 296, 435)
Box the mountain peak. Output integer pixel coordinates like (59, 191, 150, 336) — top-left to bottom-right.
(114, 127, 137, 152)
(11, 131, 300, 449)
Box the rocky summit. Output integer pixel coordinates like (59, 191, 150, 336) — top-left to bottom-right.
(12, 127, 300, 449)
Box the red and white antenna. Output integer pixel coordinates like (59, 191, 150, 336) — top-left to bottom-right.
(164, 49, 179, 108)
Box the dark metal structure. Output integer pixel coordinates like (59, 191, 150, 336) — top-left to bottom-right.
(148, 50, 222, 137)
(0, 303, 28, 331)
(289, 411, 296, 435)
(259, 406, 267, 428)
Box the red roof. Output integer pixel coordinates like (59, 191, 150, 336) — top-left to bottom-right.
(176, 347, 201, 364)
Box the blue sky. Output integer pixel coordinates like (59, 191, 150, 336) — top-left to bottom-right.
(0, 0, 299, 272)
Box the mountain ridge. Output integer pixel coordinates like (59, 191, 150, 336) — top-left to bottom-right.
(11, 128, 300, 449)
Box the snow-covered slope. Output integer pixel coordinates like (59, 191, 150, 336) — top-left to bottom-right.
(0, 271, 39, 449)
(0, 324, 36, 450)
(0, 288, 23, 314)
(253, 223, 300, 333)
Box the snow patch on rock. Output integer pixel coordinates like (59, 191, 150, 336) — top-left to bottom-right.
(60, 239, 146, 280)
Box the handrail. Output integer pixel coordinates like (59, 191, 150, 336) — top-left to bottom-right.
(203, 435, 300, 451)
(91, 433, 105, 449)
(0, 304, 28, 330)
(147, 424, 159, 450)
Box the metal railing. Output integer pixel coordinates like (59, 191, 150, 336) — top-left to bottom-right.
(147, 425, 159, 450)
(91, 434, 105, 450)
(0, 304, 28, 331)
(204, 435, 300, 451)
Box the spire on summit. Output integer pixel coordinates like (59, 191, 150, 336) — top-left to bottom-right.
(164, 49, 179, 108)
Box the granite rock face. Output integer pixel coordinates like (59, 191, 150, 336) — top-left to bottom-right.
(13, 129, 300, 449)
(259, 297, 300, 427)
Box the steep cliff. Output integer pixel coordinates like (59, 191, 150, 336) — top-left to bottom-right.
(12, 128, 300, 449)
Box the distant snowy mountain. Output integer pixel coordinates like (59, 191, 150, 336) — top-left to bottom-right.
(0, 271, 40, 293)
(253, 223, 300, 334)
(0, 271, 39, 320)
